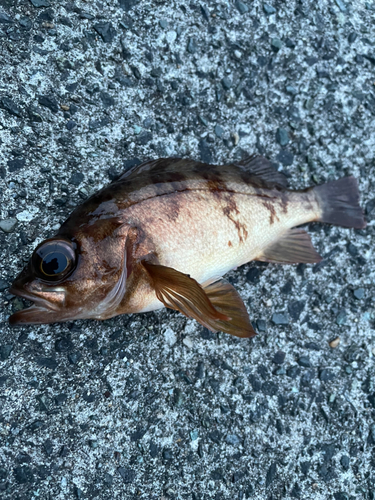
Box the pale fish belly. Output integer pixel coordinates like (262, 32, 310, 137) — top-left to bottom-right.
(129, 189, 318, 313)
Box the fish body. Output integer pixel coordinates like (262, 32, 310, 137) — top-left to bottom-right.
(9, 156, 366, 336)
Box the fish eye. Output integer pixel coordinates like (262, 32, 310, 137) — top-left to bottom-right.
(32, 239, 76, 281)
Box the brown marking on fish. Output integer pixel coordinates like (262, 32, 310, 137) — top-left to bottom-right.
(279, 191, 290, 214)
(206, 181, 224, 200)
(299, 189, 315, 213)
(163, 193, 181, 222)
(81, 217, 123, 243)
(236, 219, 248, 243)
(221, 191, 247, 242)
(261, 200, 279, 225)
(149, 170, 187, 187)
(166, 171, 188, 183)
(224, 192, 240, 215)
(223, 207, 248, 243)
(123, 226, 158, 283)
(201, 170, 228, 198)
(149, 171, 164, 186)
(228, 240, 232, 247)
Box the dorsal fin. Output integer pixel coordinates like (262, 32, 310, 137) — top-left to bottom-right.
(236, 155, 289, 188)
(116, 155, 289, 190)
(117, 158, 197, 181)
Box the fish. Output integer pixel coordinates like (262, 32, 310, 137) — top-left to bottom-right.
(9, 155, 366, 337)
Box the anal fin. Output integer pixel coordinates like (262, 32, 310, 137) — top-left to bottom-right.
(142, 262, 255, 338)
(258, 228, 322, 264)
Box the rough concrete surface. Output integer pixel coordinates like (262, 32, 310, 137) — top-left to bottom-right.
(0, 0, 375, 499)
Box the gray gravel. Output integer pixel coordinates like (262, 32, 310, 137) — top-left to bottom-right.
(1, 1, 375, 499)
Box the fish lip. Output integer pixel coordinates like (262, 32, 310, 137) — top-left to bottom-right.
(9, 304, 55, 325)
(8, 284, 64, 325)
(9, 285, 61, 311)
(9, 285, 37, 302)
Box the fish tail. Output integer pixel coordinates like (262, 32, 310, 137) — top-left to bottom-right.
(313, 176, 366, 229)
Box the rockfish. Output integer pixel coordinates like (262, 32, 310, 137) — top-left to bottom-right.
(9, 156, 366, 337)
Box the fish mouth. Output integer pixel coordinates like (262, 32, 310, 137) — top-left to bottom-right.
(8, 285, 64, 326)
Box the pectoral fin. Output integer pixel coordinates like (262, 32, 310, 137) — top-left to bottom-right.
(203, 280, 256, 338)
(258, 228, 322, 264)
(142, 262, 255, 338)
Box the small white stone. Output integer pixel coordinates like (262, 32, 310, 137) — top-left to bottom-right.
(166, 30, 177, 44)
(0, 218, 17, 233)
(183, 337, 193, 348)
(16, 206, 39, 222)
(231, 132, 239, 145)
(164, 327, 177, 346)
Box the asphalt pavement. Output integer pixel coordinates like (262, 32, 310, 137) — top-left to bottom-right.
(0, 1, 375, 499)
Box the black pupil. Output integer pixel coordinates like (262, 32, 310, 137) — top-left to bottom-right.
(42, 252, 68, 275)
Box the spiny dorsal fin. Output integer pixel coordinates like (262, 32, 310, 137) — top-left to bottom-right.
(118, 158, 167, 181)
(142, 262, 255, 338)
(117, 155, 289, 190)
(118, 158, 198, 181)
(236, 155, 289, 188)
(258, 228, 322, 264)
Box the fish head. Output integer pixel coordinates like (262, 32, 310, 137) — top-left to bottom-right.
(9, 219, 130, 325)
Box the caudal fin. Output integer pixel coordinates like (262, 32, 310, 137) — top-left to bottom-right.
(313, 176, 366, 229)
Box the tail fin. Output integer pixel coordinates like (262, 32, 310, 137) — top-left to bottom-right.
(313, 176, 366, 229)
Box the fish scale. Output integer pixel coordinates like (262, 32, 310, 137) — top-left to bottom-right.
(124, 189, 316, 287)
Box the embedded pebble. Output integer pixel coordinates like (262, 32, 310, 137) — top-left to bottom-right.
(187, 37, 198, 54)
(182, 337, 193, 348)
(353, 288, 365, 300)
(263, 3, 276, 15)
(0, 279, 8, 292)
(272, 351, 286, 364)
(336, 309, 347, 326)
(226, 434, 241, 446)
(0, 218, 17, 233)
(276, 128, 289, 146)
(221, 77, 232, 90)
(329, 337, 341, 348)
(166, 30, 177, 44)
(16, 207, 39, 222)
(214, 124, 224, 138)
(271, 38, 282, 51)
(235, 1, 249, 14)
(272, 313, 289, 325)
(164, 328, 177, 346)
(297, 356, 311, 368)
